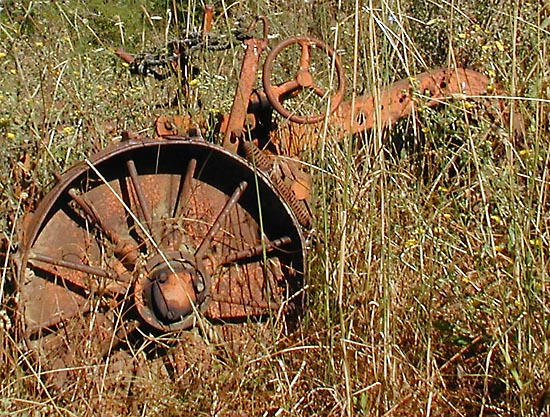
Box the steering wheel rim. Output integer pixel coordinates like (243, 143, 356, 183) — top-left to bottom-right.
(262, 36, 346, 124)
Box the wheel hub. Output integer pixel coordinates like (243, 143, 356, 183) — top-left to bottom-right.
(135, 251, 210, 331)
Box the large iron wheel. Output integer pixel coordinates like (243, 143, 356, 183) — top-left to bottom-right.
(16, 136, 305, 390)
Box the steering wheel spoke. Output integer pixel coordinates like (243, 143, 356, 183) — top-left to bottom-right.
(263, 36, 345, 124)
(298, 39, 311, 71)
(273, 79, 301, 101)
(311, 83, 327, 98)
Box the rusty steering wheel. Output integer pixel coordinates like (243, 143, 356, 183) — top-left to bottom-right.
(262, 36, 346, 124)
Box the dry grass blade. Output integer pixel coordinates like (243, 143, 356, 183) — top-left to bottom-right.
(0, 0, 548, 415)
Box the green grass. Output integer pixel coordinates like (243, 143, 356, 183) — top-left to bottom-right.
(1, 0, 549, 415)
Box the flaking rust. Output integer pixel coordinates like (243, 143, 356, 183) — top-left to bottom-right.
(17, 4, 509, 388)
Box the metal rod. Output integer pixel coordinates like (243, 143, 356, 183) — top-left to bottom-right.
(65, 186, 140, 266)
(195, 181, 248, 259)
(29, 252, 111, 278)
(210, 295, 279, 311)
(126, 159, 153, 229)
(66, 187, 121, 245)
(221, 236, 292, 265)
(174, 158, 197, 218)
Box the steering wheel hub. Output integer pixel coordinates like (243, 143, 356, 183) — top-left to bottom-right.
(263, 36, 345, 124)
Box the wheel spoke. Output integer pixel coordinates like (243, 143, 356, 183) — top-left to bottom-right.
(126, 159, 153, 230)
(173, 158, 197, 218)
(312, 83, 327, 98)
(195, 181, 248, 259)
(65, 186, 140, 267)
(299, 40, 311, 71)
(221, 236, 292, 265)
(29, 252, 111, 278)
(65, 187, 121, 246)
(273, 79, 300, 101)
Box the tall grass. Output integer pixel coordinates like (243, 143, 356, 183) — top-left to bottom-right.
(0, 0, 548, 415)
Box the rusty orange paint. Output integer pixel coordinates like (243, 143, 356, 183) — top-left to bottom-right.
(334, 68, 490, 133)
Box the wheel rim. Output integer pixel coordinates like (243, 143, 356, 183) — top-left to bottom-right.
(17, 137, 305, 387)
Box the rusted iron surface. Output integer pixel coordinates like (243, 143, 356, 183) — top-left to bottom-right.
(155, 114, 203, 138)
(114, 48, 135, 64)
(334, 67, 491, 133)
(19, 9, 511, 387)
(263, 36, 346, 124)
(202, 4, 214, 35)
(266, 67, 492, 157)
(222, 17, 268, 153)
(18, 138, 305, 385)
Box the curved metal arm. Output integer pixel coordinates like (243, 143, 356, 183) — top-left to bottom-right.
(332, 68, 491, 133)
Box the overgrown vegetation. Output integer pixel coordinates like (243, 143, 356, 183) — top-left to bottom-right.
(1, 0, 549, 415)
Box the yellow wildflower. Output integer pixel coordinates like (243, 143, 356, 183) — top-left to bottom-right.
(63, 126, 75, 135)
(495, 41, 505, 52)
(458, 33, 467, 39)
(35, 41, 44, 48)
(405, 239, 417, 248)
(6, 132, 15, 139)
(490, 215, 503, 225)
(0, 52, 6, 59)
(9, 69, 16, 75)
(529, 238, 542, 246)
(519, 149, 530, 156)
(188, 78, 199, 87)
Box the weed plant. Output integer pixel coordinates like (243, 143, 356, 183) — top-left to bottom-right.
(0, 0, 548, 415)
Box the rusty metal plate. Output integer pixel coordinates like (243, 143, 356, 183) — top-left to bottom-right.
(17, 137, 305, 388)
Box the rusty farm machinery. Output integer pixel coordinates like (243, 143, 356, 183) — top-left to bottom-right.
(15, 8, 494, 387)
